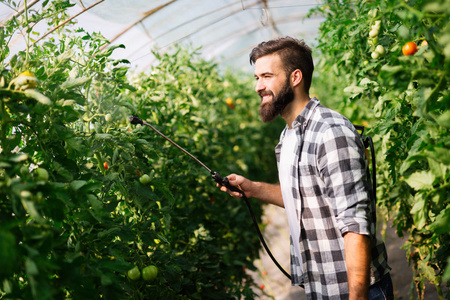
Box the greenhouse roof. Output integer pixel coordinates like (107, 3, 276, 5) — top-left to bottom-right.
(0, 0, 324, 72)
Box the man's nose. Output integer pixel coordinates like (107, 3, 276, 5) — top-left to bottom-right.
(255, 79, 265, 93)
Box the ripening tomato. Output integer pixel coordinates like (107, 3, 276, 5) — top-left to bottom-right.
(402, 42, 418, 56)
(225, 97, 235, 109)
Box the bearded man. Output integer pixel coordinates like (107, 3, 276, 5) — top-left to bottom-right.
(220, 37, 392, 300)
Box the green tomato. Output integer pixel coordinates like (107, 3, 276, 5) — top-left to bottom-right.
(373, 20, 381, 30)
(369, 28, 379, 38)
(368, 8, 378, 18)
(142, 265, 158, 281)
(139, 174, 151, 184)
(371, 51, 380, 59)
(20, 165, 29, 176)
(127, 266, 140, 280)
(375, 45, 386, 56)
(105, 114, 112, 122)
(35, 168, 49, 182)
(371, 36, 379, 45)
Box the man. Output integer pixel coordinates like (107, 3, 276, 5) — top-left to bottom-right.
(219, 37, 392, 299)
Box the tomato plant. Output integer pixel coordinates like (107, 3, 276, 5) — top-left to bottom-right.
(0, 2, 283, 299)
(310, 0, 449, 298)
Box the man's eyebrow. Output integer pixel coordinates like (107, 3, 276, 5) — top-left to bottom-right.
(254, 72, 273, 77)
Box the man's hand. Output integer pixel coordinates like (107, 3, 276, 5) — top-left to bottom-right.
(217, 174, 284, 207)
(217, 174, 252, 198)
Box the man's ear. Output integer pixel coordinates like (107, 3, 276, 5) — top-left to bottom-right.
(291, 69, 303, 87)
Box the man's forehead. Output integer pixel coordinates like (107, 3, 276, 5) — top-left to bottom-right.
(254, 54, 283, 74)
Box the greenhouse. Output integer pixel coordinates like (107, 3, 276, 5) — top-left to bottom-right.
(0, 0, 449, 299)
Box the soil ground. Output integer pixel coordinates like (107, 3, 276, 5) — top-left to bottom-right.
(247, 204, 446, 299)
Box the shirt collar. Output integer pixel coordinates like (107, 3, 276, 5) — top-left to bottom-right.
(291, 97, 320, 129)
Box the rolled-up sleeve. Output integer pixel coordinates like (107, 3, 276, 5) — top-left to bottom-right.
(317, 124, 372, 236)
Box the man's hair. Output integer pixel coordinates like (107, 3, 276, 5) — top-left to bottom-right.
(249, 37, 314, 94)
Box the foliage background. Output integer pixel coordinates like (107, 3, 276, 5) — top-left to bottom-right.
(0, 1, 284, 299)
(1, 0, 449, 299)
(310, 0, 449, 298)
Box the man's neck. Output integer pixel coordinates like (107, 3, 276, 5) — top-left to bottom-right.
(282, 95, 310, 129)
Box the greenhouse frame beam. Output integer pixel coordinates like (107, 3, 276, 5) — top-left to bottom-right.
(203, 13, 322, 54)
(125, 0, 260, 60)
(260, 0, 282, 37)
(101, 0, 177, 50)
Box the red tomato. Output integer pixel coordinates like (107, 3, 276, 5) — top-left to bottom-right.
(402, 42, 418, 56)
(104, 161, 108, 169)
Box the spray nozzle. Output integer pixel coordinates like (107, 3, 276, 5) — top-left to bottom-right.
(129, 115, 143, 125)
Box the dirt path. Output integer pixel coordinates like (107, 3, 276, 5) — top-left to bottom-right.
(248, 205, 444, 299)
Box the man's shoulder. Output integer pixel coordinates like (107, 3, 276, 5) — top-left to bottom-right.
(309, 104, 353, 131)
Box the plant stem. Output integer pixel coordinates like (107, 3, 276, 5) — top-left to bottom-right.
(0, 98, 8, 154)
(24, 0, 29, 62)
(435, 281, 444, 300)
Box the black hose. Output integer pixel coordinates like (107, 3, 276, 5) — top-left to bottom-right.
(212, 172, 293, 281)
(366, 135, 377, 202)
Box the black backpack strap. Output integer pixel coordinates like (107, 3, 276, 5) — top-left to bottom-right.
(354, 125, 377, 202)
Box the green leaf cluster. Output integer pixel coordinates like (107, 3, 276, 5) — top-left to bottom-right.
(0, 3, 281, 299)
(311, 0, 449, 298)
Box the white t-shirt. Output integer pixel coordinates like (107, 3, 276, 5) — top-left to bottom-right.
(278, 128, 303, 275)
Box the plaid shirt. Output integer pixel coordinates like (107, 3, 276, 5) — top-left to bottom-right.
(275, 98, 390, 299)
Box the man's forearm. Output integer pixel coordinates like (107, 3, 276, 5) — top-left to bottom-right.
(344, 232, 371, 300)
(250, 181, 284, 207)
(222, 174, 284, 207)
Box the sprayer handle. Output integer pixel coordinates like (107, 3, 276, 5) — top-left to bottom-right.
(211, 171, 244, 195)
(129, 115, 144, 125)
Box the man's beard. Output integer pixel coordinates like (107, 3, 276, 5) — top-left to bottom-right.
(259, 79, 294, 123)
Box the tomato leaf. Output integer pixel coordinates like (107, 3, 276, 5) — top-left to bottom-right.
(23, 89, 52, 105)
(429, 206, 450, 235)
(404, 171, 435, 190)
(70, 180, 87, 191)
(410, 195, 427, 229)
(60, 76, 91, 89)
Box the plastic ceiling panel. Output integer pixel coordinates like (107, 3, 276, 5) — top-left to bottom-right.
(0, 0, 323, 72)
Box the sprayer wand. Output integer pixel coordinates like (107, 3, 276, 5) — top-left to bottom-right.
(129, 115, 293, 282)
